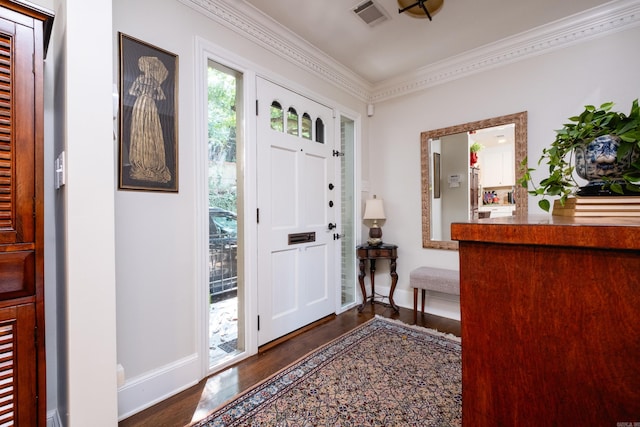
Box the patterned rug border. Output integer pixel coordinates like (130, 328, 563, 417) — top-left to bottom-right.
(372, 315, 461, 343)
(190, 315, 461, 426)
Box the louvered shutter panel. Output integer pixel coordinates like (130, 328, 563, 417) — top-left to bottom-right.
(0, 32, 10, 231)
(0, 30, 12, 233)
(0, 18, 36, 299)
(0, 15, 36, 247)
(0, 305, 37, 427)
(0, 322, 16, 425)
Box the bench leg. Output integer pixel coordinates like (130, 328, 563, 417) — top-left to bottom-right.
(413, 288, 418, 324)
(421, 289, 426, 314)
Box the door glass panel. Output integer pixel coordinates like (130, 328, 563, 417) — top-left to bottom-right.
(315, 118, 325, 144)
(287, 107, 299, 136)
(207, 60, 243, 367)
(270, 101, 283, 132)
(301, 112, 312, 140)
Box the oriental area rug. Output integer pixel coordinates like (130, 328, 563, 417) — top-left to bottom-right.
(191, 316, 461, 427)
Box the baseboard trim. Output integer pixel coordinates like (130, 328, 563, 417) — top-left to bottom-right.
(382, 286, 461, 321)
(117, 353, 200, 421)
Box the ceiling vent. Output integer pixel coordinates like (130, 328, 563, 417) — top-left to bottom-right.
(353, 0, 389, 26)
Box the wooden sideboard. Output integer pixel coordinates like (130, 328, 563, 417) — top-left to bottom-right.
(451, 215, 640, 426)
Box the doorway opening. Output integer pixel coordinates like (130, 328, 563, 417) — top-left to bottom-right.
(207, 60, 243, 367)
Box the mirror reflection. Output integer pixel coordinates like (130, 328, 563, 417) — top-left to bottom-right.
(420, 112, 528, 250)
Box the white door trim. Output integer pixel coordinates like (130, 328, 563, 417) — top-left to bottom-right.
(195, 37, 259, 378)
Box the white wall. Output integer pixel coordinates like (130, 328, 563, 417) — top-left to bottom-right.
(31, 0, 119, 425)
(112, 0, 366, 418)
(369, 25, 640, 319)
(52, 0, 119, 425)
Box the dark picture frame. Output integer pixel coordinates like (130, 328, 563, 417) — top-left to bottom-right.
(118, 33, 179, 192)
(433, 152, 441, 199)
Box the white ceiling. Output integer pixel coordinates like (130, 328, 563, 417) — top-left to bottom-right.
(240, 0, 604, 84)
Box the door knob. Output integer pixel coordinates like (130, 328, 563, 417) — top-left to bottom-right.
(328, 223, 337, 230)
(328, 183, 334, 190)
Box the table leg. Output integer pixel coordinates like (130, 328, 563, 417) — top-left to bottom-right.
(358, 258, 366, 312)
(388, 258, 399, 312)
(369, 259, 377, 305)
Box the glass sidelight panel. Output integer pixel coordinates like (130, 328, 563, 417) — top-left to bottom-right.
(207, 60, 243, 367)
(340, 116, 356, 307)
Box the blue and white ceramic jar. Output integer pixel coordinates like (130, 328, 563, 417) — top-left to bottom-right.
(574, 134, 639, 195)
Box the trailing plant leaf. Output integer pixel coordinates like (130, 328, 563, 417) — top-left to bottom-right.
(538, 199, 550, 212)
(625, 182, 640, 192)
(623, 170, 640, 180)
(610, 182, 624, 195)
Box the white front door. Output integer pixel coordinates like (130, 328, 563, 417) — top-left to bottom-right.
(256, 78, 337, 345)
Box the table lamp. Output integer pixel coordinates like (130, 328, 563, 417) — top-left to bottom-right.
(363, 195, 386, 246)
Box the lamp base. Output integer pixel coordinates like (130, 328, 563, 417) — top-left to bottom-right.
(367, 238, 383, 246)
(368, 224, 383, 246)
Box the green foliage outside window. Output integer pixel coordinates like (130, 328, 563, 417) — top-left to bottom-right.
(208, 65, 238, 212)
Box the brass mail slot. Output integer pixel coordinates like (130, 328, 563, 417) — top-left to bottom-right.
(288, 232, 316, 245)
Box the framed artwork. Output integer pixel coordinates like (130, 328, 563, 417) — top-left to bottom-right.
(118, 33, 179, 192)
(433, 152, 441, 199)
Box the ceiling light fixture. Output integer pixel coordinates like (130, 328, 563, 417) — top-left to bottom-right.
(397, 0, 443, 21)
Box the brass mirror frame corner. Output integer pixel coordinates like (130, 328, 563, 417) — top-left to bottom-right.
(420, 111, 528, 250)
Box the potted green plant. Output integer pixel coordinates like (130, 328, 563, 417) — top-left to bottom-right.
(519, 99, 640, 212)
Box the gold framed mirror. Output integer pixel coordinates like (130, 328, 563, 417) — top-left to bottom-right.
(420, 112, 528, 250)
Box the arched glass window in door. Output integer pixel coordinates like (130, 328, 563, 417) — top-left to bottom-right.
(287, 107, 299, 136)
(270, 101, 283, 132)
(315, 117, 325, 144)
(301, 113, 312, 140)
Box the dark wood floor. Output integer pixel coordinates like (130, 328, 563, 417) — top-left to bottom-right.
(118, 303, 461, 427)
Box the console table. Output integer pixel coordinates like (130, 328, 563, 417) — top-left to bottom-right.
(356, 244, 399, 312)
(451, 215, 640, 426)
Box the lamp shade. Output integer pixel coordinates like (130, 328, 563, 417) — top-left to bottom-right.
(363, 197, 386, 220)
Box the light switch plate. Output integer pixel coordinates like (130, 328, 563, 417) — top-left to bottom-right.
(55, 151, 65, 189)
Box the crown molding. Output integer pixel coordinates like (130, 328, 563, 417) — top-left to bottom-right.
(178, 0, 372, 102)
(371, 0, 640, 102)
(179, 0, 640, 104)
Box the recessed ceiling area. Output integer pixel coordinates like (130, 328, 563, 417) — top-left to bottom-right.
(471, 124, 515, 150)
(240, 0, 606, 84)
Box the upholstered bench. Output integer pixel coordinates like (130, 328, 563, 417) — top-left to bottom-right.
(410, 267, 460, 324)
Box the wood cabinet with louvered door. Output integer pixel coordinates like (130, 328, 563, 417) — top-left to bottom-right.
(0, 1, 53, 425)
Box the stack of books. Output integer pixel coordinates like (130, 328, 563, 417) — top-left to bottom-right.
(552, 196, 640, 217)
